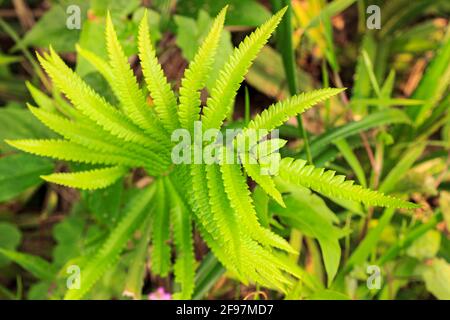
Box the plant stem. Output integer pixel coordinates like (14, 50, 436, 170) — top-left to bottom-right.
(0, 17, 51, 91)
(322, 60, 331, 128)
(273, 0, 313, 164)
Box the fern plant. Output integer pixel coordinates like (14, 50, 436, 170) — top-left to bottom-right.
(6, 7, 418, 300)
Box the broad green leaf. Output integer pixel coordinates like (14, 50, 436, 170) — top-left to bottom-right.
(252, 186, 270, 228)
(64, 185, 156, 299)
(379, 143, 426, 193)
(175, 11, 209, 62)
(305, 0, 357, 30)
(377, 212, 442, 265)
(176, 0, 271, 27)
(276, 179, 339, 225)
(27, 282, 52, 300)
(52, 215, 84, 267)
(272, 191, 344, 286)
(349, 98, 425, 108)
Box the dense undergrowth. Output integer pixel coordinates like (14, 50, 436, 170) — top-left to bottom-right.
(0, 0, 449, 300)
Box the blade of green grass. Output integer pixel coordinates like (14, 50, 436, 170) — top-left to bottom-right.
(0, 249, 56, 281)
(301, 109, 412, 158)
(361, 49, 381, 97)
(377, 211, 442, 265)
(192, 252, 225, 300)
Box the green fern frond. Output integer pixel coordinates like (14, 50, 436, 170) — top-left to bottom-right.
(173, 164, 241, 279)
(4, 7, 411, 298)
(252, 138, 287, 159)
(205, 164, 242, 271)
(42, 166, 126, 190)
(189, 164, 295, 290)
(219, 155, 294, 253)
(201, 7, 287, 131)
(105, 14, 167, 138)
(27, 105, 165, 170)
(279, 157, 419, 209)
(37, 49, 165, 150)
(247, 88, 345, 132)
(239, 238, 293, 292)
(138, 10, 179, 132)
(178, 7, 227, 134)
(150, 179, 171, 277)
(64, 185, 156, 299)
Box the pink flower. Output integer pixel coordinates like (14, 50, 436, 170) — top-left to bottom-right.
(148, 287, 171, 300)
